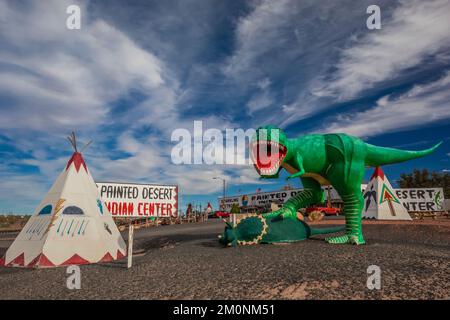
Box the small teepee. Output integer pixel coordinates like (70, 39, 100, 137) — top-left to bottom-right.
(205, 202, 213, 215)
(2, 133, 127, 268)
(362, 167, 411, 220)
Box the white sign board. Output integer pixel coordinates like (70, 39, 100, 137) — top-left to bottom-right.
(220, 189, 301, 211)
(220, 186, 366, 211)
(221, 186, 444, 212)
(97, 182, 178, 218)
(395, 188, 445, 212)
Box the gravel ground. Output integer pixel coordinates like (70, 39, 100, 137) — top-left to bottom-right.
(0, 219, 449, 300)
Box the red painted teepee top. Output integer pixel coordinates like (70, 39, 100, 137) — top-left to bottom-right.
(66, 152, 88, 173)
(370, 166, 385, 181)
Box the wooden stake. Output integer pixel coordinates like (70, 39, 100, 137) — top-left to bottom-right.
(127, 221, 134, 269)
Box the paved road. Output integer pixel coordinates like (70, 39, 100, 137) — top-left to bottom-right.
(0, 219, 449, 299)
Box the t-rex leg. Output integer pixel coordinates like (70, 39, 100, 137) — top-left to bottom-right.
(323, 162, 366, 245)
(264, 178, 324, 220)
(325, 191, 365, 244)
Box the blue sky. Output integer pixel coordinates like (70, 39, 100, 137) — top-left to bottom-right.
(0, 0, 450, 214)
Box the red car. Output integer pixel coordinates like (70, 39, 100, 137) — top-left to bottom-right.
(213, 211, 230, 218)
(305, 206, 341, 216)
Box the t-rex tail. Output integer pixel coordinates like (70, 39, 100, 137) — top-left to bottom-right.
(309, 225, 346, 236)
(365, 142, 442, 167)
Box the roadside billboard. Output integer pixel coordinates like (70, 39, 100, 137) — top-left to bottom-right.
(395, 188, 445, 212)
(97, 182, 178, 218)
(219, 186, 366, 211)
(221, 187, 445, 213)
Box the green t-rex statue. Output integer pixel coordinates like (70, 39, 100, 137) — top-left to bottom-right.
(222, 126, 441, 246)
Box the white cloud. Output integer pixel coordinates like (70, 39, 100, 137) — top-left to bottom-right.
(0, 0, 169, 135)
(4, 0, 448, 213)
(0, 0, 198, 212)
(313, 0, 450, 100)
(222, 0, 297, 117)
(223, 0, 293, 81)
(279, 0, 450, 127)
(320, 71, 450, 137)
(247, 79, 273, 113)
(0, 0, 280, 213)
(246, 90, 274, 114)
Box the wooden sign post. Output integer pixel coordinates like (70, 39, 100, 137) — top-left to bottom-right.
(127, 220, 134, 269)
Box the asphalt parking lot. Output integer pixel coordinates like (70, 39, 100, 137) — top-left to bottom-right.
(0, 219, 449, 299)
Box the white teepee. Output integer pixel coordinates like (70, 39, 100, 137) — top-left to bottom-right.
(205, 202, 213, 215)
(2, 134, 127, 268)
(362, 167, 411, 220)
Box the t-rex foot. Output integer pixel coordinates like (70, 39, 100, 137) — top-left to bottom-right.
(325, 234, 365, 245)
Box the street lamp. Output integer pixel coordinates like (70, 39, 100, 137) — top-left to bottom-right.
(213, 177, 226, 205)
(213, 177, 234, 225)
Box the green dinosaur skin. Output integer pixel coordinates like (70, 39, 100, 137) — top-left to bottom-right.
(248, 126, 442, 245)
(219, 216, 345, 247)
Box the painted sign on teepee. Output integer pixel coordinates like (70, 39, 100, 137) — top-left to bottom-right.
(1, 133, 127, 268)
(362, 167, 411, 220)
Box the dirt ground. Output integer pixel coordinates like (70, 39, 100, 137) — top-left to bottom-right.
(0, 218, 449, 300)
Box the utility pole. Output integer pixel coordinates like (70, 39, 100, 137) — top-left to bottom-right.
(213, 177, 233, 225)
(213, 177, 226, 207)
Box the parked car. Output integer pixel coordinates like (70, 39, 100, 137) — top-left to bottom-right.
(305, 206, 341, 216)
(213, 211, 230, 218)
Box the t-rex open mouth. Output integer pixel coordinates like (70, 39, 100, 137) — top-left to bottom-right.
(250, 140, 287, 176)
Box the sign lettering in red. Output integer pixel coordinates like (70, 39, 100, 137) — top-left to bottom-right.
(97, 182, 178, 218)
